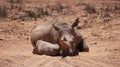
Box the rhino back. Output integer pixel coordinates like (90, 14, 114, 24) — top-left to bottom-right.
(31, 22, 59, 47)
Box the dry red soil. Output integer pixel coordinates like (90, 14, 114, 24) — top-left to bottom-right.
(0, 16, 120, 67)
(0, 0, 120, 67)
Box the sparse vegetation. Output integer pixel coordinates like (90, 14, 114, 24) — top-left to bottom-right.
(0, 0, 119, 22)
(84, 5, 96, 14)
(37, 7, 50, 17)
(8, 0, 23, 3)
(0, 6, 7, 18)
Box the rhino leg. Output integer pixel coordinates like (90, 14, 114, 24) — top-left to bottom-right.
(33, 40, 60, 56)
(32, 47, 38, 54)
(77, 39, 89, 52)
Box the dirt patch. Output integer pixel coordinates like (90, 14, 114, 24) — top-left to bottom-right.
(0, 0, 120, 67)
(0, 16, 120, 67)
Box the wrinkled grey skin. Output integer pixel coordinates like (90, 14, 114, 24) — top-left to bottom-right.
(34, 40, 60, 56)
(31, 17, 89, 56)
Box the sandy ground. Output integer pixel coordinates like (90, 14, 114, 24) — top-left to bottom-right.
(0, 0, 120, 67)
(0, 16, 120, 67)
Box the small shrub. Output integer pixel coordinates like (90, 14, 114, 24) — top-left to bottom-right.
(38, 7, 50, 17)
(84, 5, 96, 14)
(76, 2, 87, 6)
(8, 0, 14, 3)
(26, 11, 37, 20)
(114, 5, 120, 10)
(8, 0, 23, 3)
(48, 2, 63, 13)
(0, 6, 7, 18)
(16, 0, 23, 3)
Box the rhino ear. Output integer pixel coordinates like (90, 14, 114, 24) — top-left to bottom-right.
(72, 18, 80, 28)
(53, 24, 60, 31)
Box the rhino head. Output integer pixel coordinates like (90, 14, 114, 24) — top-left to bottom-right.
(53, 18, 80, 56)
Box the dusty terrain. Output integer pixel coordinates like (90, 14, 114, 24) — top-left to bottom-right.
(0, 0, 120, 67)
(0, 16, 120, 67)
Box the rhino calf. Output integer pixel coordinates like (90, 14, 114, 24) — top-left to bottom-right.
(33, 40, 60, 56)
(31, 17, 89, 56)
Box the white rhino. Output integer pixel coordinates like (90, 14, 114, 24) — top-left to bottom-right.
(31, 17, 89, 56)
